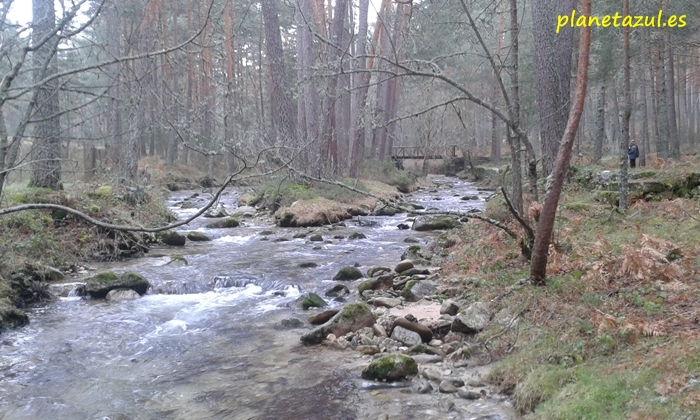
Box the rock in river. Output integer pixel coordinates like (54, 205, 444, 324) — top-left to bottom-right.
(86, 271, 150, 299)
(205, 217, 240, 229)
(186, 231, 211, 242)
(411, 215, 459, 231)
(105, 288, 140, 302)
(361, 354, 418, 382)
(297, 293, 327, 310)
(159, 230, 186, 246)
(301, 303, 376, 345)
(333, 266, 364, 281)
(325, 283, 350, 298)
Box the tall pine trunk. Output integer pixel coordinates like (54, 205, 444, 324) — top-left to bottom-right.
(30, 0, 62, 189)
(531, 0, 575, 177)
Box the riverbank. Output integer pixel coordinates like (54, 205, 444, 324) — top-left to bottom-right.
(430, 174, 700, 419)
(0, 182, 174, 331)
(0, 160, 424, 333)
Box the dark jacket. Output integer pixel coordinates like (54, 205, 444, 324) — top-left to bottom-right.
(628, 145, 639, 160)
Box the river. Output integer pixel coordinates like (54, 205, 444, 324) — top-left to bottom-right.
(0, 176, 515, 420)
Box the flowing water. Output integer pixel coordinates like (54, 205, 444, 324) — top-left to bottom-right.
(0, 176, 515, 420)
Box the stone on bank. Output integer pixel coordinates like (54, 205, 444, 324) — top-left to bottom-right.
(361, 354, 418, 382)
(300, 303, 376, 345)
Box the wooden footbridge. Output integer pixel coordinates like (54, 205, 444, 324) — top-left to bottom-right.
(391, 145, 458, 160)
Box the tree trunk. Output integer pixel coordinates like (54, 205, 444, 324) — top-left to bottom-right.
(531, 0, 575, 177)
(654, 40, 670, 160)
(530, 0, 591, 285)
(349, 0, 370, 176)
(593, 85, 605, 163)
(261, 0, 295, 150)
(618, 0, 630, 212)
(318, 0, 348, 172)
(30, 0, 62, 189)
(664, 33, 680, 160)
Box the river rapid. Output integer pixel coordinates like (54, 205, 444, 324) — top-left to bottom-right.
(0, 176, 516, 420)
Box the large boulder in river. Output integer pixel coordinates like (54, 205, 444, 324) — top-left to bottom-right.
(333, 266, 364, 281)
(411, 215, 459, 231)
(159, 230, 186, 246)
(361, 354, 418, 382)
(86, 271, 150, 299)
(301, 303, 376, 345)
(205, 217, 240, 229)
(186, 231, 211, 242)
(451, 302, 490, 333)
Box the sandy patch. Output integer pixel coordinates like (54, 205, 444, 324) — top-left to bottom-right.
(389, 301, 442, 322)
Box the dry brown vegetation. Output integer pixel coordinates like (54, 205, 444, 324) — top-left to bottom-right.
(433, 163, 700, 419)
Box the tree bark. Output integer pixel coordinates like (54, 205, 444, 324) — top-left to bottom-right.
(593, 85, 605, 163)
(261, 0, 296, 150)
(618, 0, 630, 212)
(530, 0, 591, 285)
(531, 0, 575, 177)
(665, 33, 680, 160)
(654, 39, 670, 159)
(30, 0, 62, 189)
(349, 0, 370, 176)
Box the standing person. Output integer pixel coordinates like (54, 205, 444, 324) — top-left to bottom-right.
(628, 142, 639, 168)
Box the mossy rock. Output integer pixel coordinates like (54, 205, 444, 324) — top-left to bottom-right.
(298, 293, 327, 310)
(186, 231, 211, 242)
(205, 217, 240, 229)
(412, 215, 459, 231)
(0, 298, 29, 332)
(159, 230, 186, 246)
(594, 191, 619, 207)
(635, 170, 657, 179)
(87, 185, 113, 199)
(358, 278, 379, 294)
(361, 354, 418, 382)
(309, 234, 324, 242)
(333, 266, 364, 281)
(86, 271, 150, 299)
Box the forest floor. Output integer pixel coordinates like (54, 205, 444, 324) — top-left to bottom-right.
(438, 157, 700, 419)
